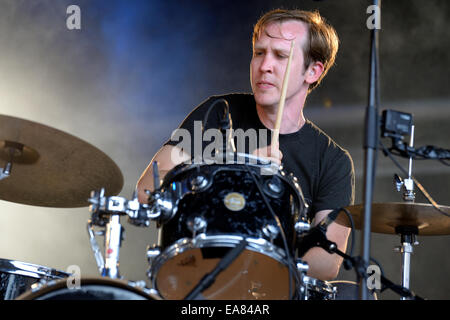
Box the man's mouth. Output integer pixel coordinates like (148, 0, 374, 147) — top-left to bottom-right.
(256, 81, 276, 89)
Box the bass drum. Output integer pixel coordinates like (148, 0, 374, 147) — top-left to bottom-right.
(0, 258, 69, 300)
(149, 154, 309, 300)
(16, 277, 161, 300)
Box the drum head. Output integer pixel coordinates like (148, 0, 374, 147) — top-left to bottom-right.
(16, 278, 159, 300)
(154, 244, 294, 300)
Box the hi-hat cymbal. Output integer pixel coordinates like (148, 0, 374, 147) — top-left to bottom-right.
(337, 202, 450, 235)
(0, 114, 123, 208)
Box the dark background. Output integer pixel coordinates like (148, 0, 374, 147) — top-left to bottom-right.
(0, 0, 449, 300)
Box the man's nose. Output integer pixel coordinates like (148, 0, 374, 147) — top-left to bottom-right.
(259, 54, 274, 73)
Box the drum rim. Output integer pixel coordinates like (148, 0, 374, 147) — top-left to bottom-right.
(149, 234, 290, 286)
(163, 153, 303, 197)
(168, 153, 275, 176)
(15, 277, 161, 300)
(0, 258, 70, 279)
(302, 275, 333, 287)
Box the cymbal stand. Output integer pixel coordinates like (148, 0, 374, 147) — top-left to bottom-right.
(87, 188, 125, 279)
(393, 125, 418, 299)
(395, 125, 415, 202)
(394, 226, 419, 300)
(87, 188, 156, 278)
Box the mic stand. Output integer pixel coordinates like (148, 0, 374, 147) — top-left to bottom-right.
(184, 239, 248, 300)
(361, 0, 381, 300)
(314, 231, 424, 300)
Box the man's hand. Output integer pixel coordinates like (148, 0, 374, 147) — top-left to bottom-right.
(252, 142, 283, 165)
(136, 145, 190, 203)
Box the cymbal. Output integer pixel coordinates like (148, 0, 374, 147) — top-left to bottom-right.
(337, 202, 450, 235)
(0, 114, 123, 208)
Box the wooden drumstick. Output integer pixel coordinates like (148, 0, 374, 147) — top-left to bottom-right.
(271, 40, 295, 147)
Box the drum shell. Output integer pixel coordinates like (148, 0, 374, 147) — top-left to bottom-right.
(0, 258, 69, 300)
(159, 163, 304, 251)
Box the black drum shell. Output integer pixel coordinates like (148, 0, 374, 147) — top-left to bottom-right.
(159, 163, 305, 252)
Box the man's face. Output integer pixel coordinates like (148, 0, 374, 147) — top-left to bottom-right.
(250, 20, 310, 108)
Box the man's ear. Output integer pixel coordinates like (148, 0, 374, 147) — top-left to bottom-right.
(305, 61, 324, 84)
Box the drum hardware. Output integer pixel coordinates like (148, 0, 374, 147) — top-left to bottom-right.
(394, 226, 419, 300)
(294, 221, 311, 235)
(87, 188, 156, 279)
(328, 280, 378, 300)
(146, 244, 162, 279)
(146, 189, 178, 224)
(0, 258, 70, 300)
(295, 260, 309, 299)
(391, 124, 416, 299)
(263, 175, 284, 198)
(189, 174, 209, 191)
(296, 207, 424, 300)
(262, 224, 280, 244)
(186, 216, 207, 237)
(309, 224, 423, 300)
(300, 275, 336, 300)
(0, 140, 39, 181)
(393, 125, 416, 202)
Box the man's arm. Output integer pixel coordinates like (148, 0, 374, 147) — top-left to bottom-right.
(301, 209, 351, 280)
(136, 145, 190, 203)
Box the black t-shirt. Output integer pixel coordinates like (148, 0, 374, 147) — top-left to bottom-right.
(165, 93, 355, 220)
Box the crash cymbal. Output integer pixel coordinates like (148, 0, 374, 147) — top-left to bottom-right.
(0, 114, 123, 207)
(337, 202, 450, 235)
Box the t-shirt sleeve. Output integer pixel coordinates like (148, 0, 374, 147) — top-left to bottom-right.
(312, 146, 355, 214)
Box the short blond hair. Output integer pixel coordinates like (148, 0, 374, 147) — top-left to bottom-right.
(253, 9, 339, 92)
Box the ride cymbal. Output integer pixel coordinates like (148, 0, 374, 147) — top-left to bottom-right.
(0, 114, 123, 207)
(337, 202, 450, 235)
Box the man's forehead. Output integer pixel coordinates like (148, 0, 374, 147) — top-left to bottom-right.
(264, 20, 307, 40)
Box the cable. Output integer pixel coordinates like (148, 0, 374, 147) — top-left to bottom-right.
(340, 208, 355, 258)
(202, 98, 230, 133)
(340, 207, 387, 294)
(439, 159, 450, 167)
(244, 163, 300, 300)
(380, 140, 450, 218)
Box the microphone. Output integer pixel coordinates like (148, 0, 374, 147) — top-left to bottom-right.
(203, 98, 236, 158)
(218, 99, 236, 154)
(297, 208, 341, 257)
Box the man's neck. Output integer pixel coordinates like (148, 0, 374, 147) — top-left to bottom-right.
(256, 97, 306, 134)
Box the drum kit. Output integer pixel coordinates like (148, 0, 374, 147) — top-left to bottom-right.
(0, 113, 449, 301)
